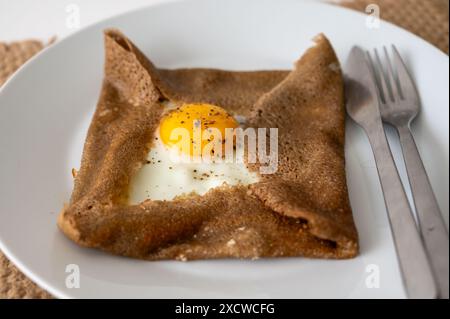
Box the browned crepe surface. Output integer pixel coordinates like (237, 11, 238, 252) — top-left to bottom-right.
(58, 29, 358, 260)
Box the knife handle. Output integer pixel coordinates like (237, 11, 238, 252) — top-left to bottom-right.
(365, 122, 437, 299)
(397, 124, 449, 299)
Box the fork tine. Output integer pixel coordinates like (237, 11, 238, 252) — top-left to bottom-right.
(365, 51, 384, 103)
(373, 48, 391, 103)
(391, 45, 419, 101)
(383, 46, 401, 100)
(366, 50, 385, 103)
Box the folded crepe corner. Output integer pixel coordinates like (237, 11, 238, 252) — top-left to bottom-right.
(58, 29, 358, 260)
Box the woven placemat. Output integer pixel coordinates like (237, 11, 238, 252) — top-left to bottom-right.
(339, 0, 449, 53)
(0, 0, 448, 299)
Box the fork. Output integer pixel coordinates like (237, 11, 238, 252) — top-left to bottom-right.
(369, 46, 449, 299)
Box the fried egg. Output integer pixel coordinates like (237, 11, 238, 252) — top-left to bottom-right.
(128, 102, 259, 203)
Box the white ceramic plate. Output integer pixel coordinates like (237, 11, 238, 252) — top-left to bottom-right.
(0, 0, 448, 299)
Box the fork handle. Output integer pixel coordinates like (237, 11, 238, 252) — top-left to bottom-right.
(365, 122, 437, 299)
(397, 125, 449, 299)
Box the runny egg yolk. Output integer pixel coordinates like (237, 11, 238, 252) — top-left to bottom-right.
(159, 103, 239, 157)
